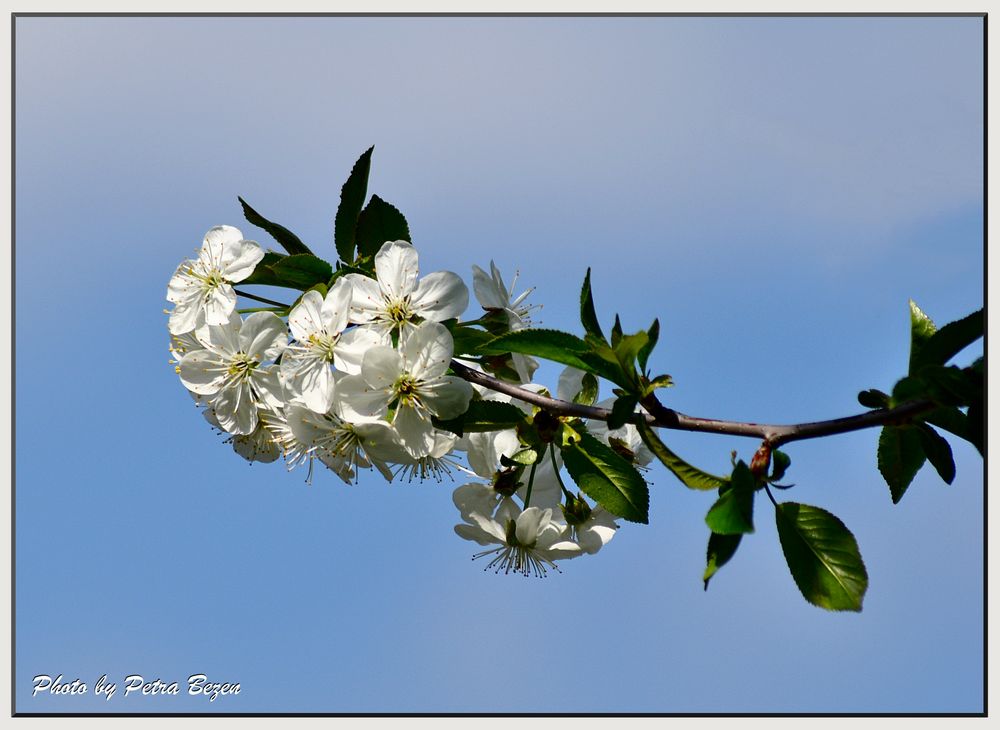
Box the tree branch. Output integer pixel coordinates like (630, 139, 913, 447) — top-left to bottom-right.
(449, 359, 939, 448)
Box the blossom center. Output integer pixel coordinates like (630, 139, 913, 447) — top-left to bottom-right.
(307, 333, 339, 362)
(385, 297, 412, 325)
(227, 352, 259, 380)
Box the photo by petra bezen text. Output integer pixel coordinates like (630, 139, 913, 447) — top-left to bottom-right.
(31, 673, 240, 702)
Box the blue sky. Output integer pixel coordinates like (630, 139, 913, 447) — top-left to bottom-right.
(14, 16, 983, 713)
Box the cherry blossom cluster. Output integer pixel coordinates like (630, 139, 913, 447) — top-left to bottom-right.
(166, 226, 644, 575)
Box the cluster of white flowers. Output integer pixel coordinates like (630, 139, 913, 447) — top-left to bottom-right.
(168, 227, 642, 575)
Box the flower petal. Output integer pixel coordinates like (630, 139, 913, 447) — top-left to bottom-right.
(178, 349, 228, 395)
(220, 238, 265, 282)
(288, 290, 326, 342)
(203, 283, 238, 326)
(334, 325, 388, 375)
(343, 273, 383, 324)
(374, 240, 418, 299)
(321, 278, 353, 335)
(334, 374, 388, 422)
(361, 346, 402, 391)
(401, 321, 453, 381)
(410, 270, 469, 322)
(420, 375, 474, 420)
(393, 404, 436, 458)
(239, 312, 288, 361)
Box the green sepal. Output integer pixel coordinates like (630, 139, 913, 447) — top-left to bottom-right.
(355, 194, 411, 260)
(636, 421, 728, 491)
(334, 146, 374, 263)
(704, 461, 755, 535)
(877, 425, 926, 503)
(238, 196, 312, 255)
(857, 388, 890, 409)
(965, 400, 984, 456)
(607, 394, 639, 430)
(561, 431, 649, 524)
(579, 268, 606, 343)
(775, 502, 868, 612)
(573, 373, 599, 406)
(500, 448, 540, 467)
(916, 424, 956, 485)
(770, 450, 791, 483)
(704, 532, 742, 590)
(432, 400, 527, 437)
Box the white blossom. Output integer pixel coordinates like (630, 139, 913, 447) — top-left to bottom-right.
(336, 321, 473, 457)
(454, 499, 582, 577)
(178, 311, 286, 435)
(343, 240, 468, 337)
(166, 225, 264, 335)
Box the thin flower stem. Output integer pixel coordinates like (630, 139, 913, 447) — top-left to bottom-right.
(550, 443, 573, 500)
(448, 359, 939, 448)
(762, 482, 779, 508)
(523, 461, 538, 509)
(234, 289, 291, 308)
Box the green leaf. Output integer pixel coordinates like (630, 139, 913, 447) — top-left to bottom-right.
(610, 315, 623, 348)
(775, 502, 868, 612)
(607, 394, 639, 430)
(612, 331, 649, 383)
(432, 400, 526, 437)
(579, 268, 606, 343)
(637, 318, 659, 373)
(266, 254, 334, 290)
(857, 388, 890, 409)
(877, 426, 926, 503)
(908, 299, 937, 374)
(355, 194, 411, 259)
(911, 308, 983, 373)
(704, 461, 755, 535)
(238, 197, 313, 255)
(561, 431, 649, 523)
(636, 421, 728, 491)
(334, 146, 374, 263)
(573, 373, 599, 406)
(502, 448, 540, 466)
(916, 424, 956, 484)
(704, 532, 742, 590)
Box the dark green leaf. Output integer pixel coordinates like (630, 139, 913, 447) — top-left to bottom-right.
(450, 325, 494, 357)
(334, 146, 374, 263)
(608, 394, 639, 430)
(705, 461, 755, 535)
(479, 329, 625, 384)
(573, 373, 599, 406)
(919, 365, 981, 407)
(238, 197, 312, 255)
(891, 375, 927, 404)
(908, 300, 937, 374)
(637, 318, 659, 373)
(916, 424, 955, 484)
(646, 373, 674, 392)
(857, 388, 890, 409)
(775, 502, 868, 612)
(267, 254, 334, 290)
(612, 331, 648, 384)
(579, 268, 606, 343)
(911, 308, 983, 373)
(877, 426, 926, 503)
(636, 421, 728, 491)
(965, 400, 984, 456)
(432, 400, 526, 437)
(610, 315, 623, 348)
(704, 532, 742, 590)
(355, 194, 411, 259)
(561, 431, 649, 523)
